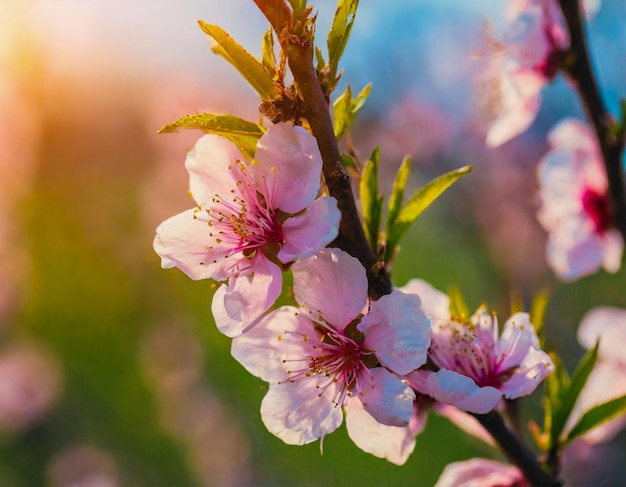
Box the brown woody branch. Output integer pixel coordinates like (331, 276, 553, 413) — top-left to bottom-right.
(558, 0, 626, 238)
(252, 0, 392, 299)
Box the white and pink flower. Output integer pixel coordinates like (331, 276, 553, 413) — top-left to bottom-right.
(565, 306, 626, 443)
(401, 279, 553, 414)
(231, 248, 431, 464)
(537, 119, 623, 281)
(153, 123, 341, 337)
(484, 0, 600, 147)
(434, 458, 528, 487)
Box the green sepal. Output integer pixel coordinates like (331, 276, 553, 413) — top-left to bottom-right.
(198, 21, 275, 100)
(157, 113, 265, 159)
(448, 285, 470, 323)
(547, 343, 599, 450)
(360, 147, 383, 253)
(327, 0, 358, 90)
(564, 393, 626, 443)
(333, 83, 371, 140)
(385, 165, 472, 261)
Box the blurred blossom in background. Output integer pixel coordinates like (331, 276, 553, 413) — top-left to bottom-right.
(1, 0, 626, 485)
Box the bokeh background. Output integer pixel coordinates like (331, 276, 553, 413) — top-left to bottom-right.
(1, 1, 626, 485)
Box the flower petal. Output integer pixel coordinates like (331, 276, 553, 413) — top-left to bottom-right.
(357, 367, 415, 427)
(259, 380, 343, 445)
(545, 216, 607, 281)
(498, 346, 554, 399)
(425, 369, 502, 414)
(578, 306, 626, 363)
(211, 255, 282, 337)
(434, 458, 524, 487)
(292, 249, 368, 327)
(231, 306, 316, 382)
(184, 134, 245, 207)
(345, 397, 416, 466)
(485, 63, 544, 147)
(153, 208, 234, 281)
(399, 278, 451, 323)
(277, 196, 341, 263)
(252, 123, 323, 214)
(359, 290, 431, 375)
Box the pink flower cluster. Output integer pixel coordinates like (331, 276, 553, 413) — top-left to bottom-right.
(432, 303, 626, 487)
(154, 124, 555, 464)
(154, 123, 341, 336)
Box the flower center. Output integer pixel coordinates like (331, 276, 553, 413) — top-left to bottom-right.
(196, 165, 285, 258)
(281, 321, 372, 408)
(582, 188, 612, 234)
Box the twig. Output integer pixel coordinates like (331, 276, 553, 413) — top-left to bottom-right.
(252, 0, 392, 299)
(473, 411, 560, 487)
(558, 0, 626, 238)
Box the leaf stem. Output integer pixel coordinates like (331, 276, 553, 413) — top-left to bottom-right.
(252, 0, 392, 299)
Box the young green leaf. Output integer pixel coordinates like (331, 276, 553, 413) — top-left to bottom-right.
(386, 156, 411, 234)
(564, 393, 626, 443)
(327, 0, 358, 90)
(385, 165, 472, 261)
(261, 26, 276, 76)
(548, 343, 598, 449)
(198, 21, 275, 100)
(333, 83, 371, 140)
(288, 0, 308, 18)
(448, 285, 470, 322)
(157, 113, 265, 158)
(360, 147, 382, 253)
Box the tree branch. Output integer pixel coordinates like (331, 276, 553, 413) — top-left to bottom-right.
(558, 0, 626, 238)
(252, 0, 392, 299)
(473, 411, 560, 487)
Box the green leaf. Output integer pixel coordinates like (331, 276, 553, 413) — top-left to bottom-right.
(327, 0, 358, 88)
(261, 26, 276, 76)
(333, 83, 371, 140)
(333, 84, 352, 139)
(530, 288, 550, 343)
(548, 343, 598, 449)
(315, 46, 326, 74)
(386, 156, 411, 234)
(360, 147, 382, 253)
(198, 21, 275, 99)
(565, 393, 626, 443)
(386, 165, 472, 259)
(157, 113, 265, 159)
(448, 285, 470, 322)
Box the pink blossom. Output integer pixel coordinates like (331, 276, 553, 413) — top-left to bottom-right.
(402, 279, 553, 414)
(231, 248, 431, 464)
(484, 0, 601, 147)
(153, 123, 341, 337)
(485, 0, 568, 147)
(434, 458, 528, 487)
(565, 306, 626, 443)
(537, 119, 623, 281)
